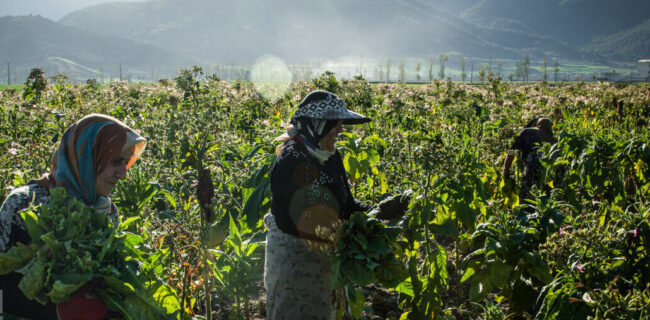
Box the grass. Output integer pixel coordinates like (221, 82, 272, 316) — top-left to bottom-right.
(0, 84, 25, 90)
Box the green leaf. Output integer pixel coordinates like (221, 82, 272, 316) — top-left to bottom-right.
(453, 201, 476, 231)
(40, 233, 66, 258)
(430, 219, 459, 238)
(17, 260, 46, 301)
(395, 278, 414, 297)
(20, 210, 45, 243)
(100, 270, 178, 320)
(121, 217, 140, 229)
(46, 273, 91, 303)
(347, 286, 366, 320)
(366, 236, 390, 255)
(0, 242, 37, 274)
(228, 214, 243, 253)
(151, 281, 181, 315)
(379, 173, 388, 194)
(342, 260, 376, 286)
(367, 149, 381, 165)
(522, 251, 552, 284)
(460, 267, 475, 283)
(469, 270, 493, 302)
(242, 178, 270, 227)
(489, 260, 513, 288)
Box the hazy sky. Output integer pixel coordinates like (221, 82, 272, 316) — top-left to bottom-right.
(1, 0, 147, 21)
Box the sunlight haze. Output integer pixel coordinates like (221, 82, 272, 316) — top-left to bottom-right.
(2, 0, 147, 21)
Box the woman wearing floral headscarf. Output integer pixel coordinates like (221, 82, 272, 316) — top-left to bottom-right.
(264, 90, 391, 319)
(0, 114, 146, 319)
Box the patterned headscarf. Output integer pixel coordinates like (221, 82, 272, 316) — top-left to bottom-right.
(275, 90, 370, 162)
(31, 114, 146, 213)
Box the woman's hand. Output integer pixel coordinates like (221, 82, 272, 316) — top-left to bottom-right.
(373, 192, 411, 220)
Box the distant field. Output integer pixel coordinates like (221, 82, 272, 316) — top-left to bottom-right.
(0, 85, 25, 90)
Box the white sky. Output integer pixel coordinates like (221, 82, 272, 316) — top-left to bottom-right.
(1, 0, 148, 21)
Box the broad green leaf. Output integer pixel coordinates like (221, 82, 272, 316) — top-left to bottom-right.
(469, 270, 493, 302)
(46, 274, 91, 303)
(228, 214, 243, 253)
(395, 278, 414, 297)
(430, 219, 459, 238)
(17, 260, 45, 300)
(489, 260, 513, 288)
(342, 260, 376, 286)
(347, 286, 365, 320)
(242, 178, 270, 227)
(0, 242, 37, 274)
(522, 251, 552, 284)
(460, 267, 475, 283)
(20, 210, 44, 242)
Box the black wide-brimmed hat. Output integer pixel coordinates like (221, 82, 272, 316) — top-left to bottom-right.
(291, 90, 371, 125)
(535, 118, 556, 143)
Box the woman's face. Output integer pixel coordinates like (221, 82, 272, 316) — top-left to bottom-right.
(320, 120, 344, 152)
(95, 148, 131, 196)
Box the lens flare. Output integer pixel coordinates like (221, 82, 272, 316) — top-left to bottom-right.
(251, 55, 292, 103)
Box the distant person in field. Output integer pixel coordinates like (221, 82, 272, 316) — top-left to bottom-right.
(0, 114, 146, 320)
(503, 116, 557, 201)
(264, 90, 406, 319)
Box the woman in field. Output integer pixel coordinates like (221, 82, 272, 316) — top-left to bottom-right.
(264, 90, 404, 319)
(503, 116, 557, 201)
(0, 114, 146, 319)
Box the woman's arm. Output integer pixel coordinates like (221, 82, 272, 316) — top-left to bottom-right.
(503, 150, 515, 176)
(0, 186, 58, 318)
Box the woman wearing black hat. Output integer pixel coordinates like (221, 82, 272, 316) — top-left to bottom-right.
(263, 90, 373, 319)
(503, 116, 557, 201)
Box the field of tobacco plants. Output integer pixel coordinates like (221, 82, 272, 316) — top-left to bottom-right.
(1, 69, 649, 319)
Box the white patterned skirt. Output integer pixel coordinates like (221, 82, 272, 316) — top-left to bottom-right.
(263, 213, 335, 320)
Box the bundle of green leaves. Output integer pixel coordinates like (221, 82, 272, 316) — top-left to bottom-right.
(0, 188, 179, 320)
(332, 211, 406, 288)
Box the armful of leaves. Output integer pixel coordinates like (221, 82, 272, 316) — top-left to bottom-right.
(332, 212, 406, 288)
(0, 188, 179, 319)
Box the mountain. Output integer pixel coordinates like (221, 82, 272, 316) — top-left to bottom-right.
(443, 0, 650, 45)
(585, 19, 650, 62)
(58, 0, 594, 64)
(0, 15, 200, 81)
(4, 0, 644, 82)
(416, 0, 650, 61)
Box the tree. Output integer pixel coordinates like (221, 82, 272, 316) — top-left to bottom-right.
(478, 64, 488, 83)
(515, 60, 525, 81)
(304, 63, 312, 81)
(398, 59, 406, 82)
(523, 55, 530, 82)
(414, 61, 422, 81)
(359, 53, 364, 78)
(386, 58, 392, 82)
(23, 68, 47, 102)
(542, 58, 548, 82)
(14, 67, 21, 84)
(428, 57, 435, 81)
(438, 54, 448, 79)
(459, 56, 467, 82)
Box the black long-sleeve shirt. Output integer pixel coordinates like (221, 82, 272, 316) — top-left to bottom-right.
(270, 140, 371, 238)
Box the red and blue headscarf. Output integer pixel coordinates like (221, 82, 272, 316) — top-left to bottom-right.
(32, 114, 146, 213)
